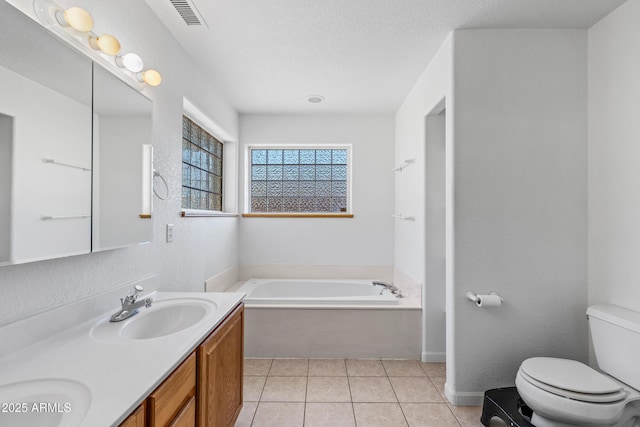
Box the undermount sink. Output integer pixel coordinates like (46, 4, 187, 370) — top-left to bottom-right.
(90, 298, 217, 342)
(0, 379, 90, 427)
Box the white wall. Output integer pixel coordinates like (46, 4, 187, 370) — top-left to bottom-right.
(0, 0, 239, 325)
(451, 29, 588, 403)
(588, 0, 640, 312)
(396, 29, 588, 404)
(238, 114, 394, 275)
(395, 36, 453, 286)
(424, 112, 446, 361)
(395, 35, 453, 362)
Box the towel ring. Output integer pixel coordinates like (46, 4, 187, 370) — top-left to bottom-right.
(153, 170, 169, 200)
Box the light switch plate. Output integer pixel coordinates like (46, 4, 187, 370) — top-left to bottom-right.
(166, 224, 174, 243)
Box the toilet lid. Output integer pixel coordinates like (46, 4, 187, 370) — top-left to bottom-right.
(521, 357, 623, 395)
(519, 369, 628, 403)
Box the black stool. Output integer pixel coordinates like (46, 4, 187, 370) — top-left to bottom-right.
(480, 387, 535, 427)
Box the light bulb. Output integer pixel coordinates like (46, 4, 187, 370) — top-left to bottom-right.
(55, 7, 93, 32)
(116, 53, 144, 73)
(138, 69, 162, 87)
(89, 34, 121, 56)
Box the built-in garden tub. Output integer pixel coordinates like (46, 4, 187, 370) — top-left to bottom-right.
(231, 279, 421, 359)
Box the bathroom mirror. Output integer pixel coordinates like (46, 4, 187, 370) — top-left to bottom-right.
(0, 2, 154, 265)
(0, 2, 93, 266)
(92, 65, 153, 252)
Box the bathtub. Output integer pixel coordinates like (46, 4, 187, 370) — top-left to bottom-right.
(238, 279, 398, 305)
(233, 278, 420, 359)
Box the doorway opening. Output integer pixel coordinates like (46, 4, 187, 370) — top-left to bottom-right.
(423, 100, 446, 367)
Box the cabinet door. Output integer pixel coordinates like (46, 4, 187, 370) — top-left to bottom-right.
(149, 352, 196, 427)
(119, 402, 145, 427)
(198, 304, 244, 427)
(169, 396, 196, 427)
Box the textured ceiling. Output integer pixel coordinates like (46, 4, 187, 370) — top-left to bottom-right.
(146, 0, 626, 114)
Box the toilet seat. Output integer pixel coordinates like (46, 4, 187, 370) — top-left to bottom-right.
(516, 357, 638, 426)
(519, 358, 627, 403)
(518, 368, 628, 403)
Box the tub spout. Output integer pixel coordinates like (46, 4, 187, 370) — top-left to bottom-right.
(372, 281, 404, 298)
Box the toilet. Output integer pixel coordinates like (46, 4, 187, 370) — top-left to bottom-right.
(515, 304, 640, 427)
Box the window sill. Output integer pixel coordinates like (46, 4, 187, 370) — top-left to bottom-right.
(242, 213, 354, 218)
(181, 209, 239, 218)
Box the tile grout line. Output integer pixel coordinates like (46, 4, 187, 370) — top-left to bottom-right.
(251, 358, 273, 427)
(302, 377, 307, 426)
(422, 362, 464, 427)
(258, 360, 272, 401)
(385, 366, 410, 427)
(247, 401, 258, 427)
(302, 359, 308, 426)
(344, 359, 358, 427)
(345, 359, 358, 427)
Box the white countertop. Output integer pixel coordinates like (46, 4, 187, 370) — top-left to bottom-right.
(0, 290, 245, 427)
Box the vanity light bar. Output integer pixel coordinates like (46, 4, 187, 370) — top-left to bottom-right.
(89, 34, 121, 56)
(34, 0, 162, 89)
(54, 6, 92, 32)
(116, 53, 144, 73)
(138, 69, 162, 87)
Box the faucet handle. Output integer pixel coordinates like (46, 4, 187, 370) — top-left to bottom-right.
(125, 285, 144, 303)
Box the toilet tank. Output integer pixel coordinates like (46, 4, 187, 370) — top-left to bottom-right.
(587, 304, 640, 390)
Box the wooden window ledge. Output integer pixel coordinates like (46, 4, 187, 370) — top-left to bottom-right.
(182, 210, 239, 218)
(242, 213, 354, 218)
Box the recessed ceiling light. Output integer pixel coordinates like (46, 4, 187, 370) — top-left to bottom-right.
(307, 95, 324, 104)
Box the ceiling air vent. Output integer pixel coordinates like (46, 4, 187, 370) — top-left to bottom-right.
(169, 0, 207, 27)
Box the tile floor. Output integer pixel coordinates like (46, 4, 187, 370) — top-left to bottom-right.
(236, 358, 508, 427)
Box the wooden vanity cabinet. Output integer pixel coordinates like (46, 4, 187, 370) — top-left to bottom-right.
(148, 352, 196, 427)
(119, 353, 197, 427)
(198, 304, 244, 427)
(118, 303, 243, 427)
(120, 402, 145, 427)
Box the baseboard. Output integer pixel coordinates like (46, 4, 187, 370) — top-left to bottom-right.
(421, 351, 445, 363)
(444, 382, 484, 406)
(205, 266, 239, 292)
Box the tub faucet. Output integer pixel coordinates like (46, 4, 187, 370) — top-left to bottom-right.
(110, 285, 153, 322)
(372, 281, 404, 297)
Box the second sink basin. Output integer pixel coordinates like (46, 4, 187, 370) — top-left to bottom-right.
(91, 298, 217, 342)
(0, 379, 90, 427)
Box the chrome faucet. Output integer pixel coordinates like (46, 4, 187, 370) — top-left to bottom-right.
(110, 285, 153, 322)
(372, 281, 404, 297)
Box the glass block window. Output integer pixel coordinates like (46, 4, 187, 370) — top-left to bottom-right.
(182, 115, 223, 211)
(249, 147, 350, 213)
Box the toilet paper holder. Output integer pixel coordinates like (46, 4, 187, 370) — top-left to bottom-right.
(465, 290, 504, 306)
